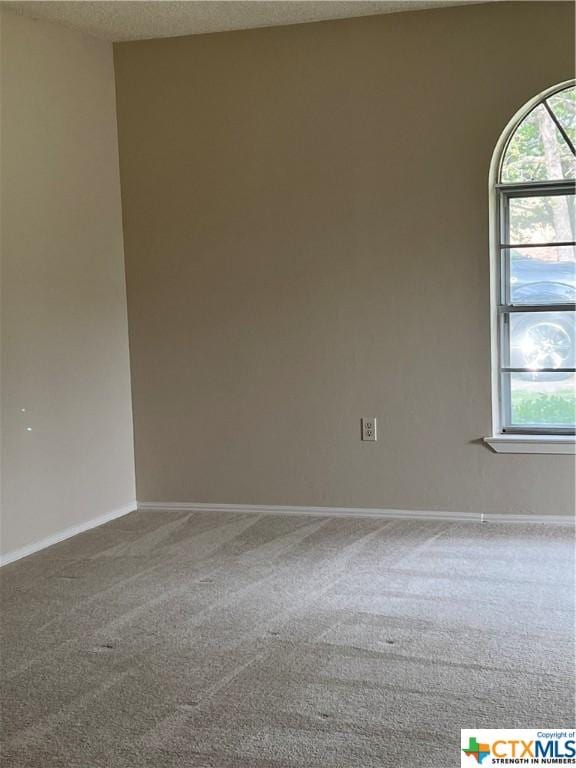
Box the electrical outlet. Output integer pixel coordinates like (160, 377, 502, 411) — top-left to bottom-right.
(361, 417, 377, 441)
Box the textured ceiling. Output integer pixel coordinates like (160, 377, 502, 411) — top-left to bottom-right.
(1, 1, 491, 42)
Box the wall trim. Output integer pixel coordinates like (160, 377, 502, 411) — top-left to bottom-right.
(1, 500, 570, 568)
(0, 502, 137, 567)
(137, 501, 574, 526)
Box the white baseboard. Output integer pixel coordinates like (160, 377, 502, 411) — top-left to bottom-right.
(137, 501, 574, 526)
(0, 502, 137, 567)
(485, 512, 574, 525)
(2, 500, 570, 567)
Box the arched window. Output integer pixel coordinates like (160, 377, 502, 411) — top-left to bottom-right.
(487, 81, 575, 453)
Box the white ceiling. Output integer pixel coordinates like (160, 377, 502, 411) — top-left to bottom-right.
(1, 0, 491, 42)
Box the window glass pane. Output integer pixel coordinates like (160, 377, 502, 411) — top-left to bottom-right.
(501, 103, 576, 183)
(509, 245, 576, 304)
(507, 310, 575, 370)
(508, 194, 575, 245)
(546, 86, 576, 148)
(507, 372, 576, 427)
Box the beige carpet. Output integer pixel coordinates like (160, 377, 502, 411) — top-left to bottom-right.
(1, 511, 574, 767)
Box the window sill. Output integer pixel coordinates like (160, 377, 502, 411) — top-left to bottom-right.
(484, 435, 576, 454)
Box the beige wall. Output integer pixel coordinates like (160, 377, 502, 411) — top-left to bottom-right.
(115, 2, 575, 516)
(0, 10, 136, 557)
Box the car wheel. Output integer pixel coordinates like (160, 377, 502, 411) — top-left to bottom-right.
(513, 315, 574, 381)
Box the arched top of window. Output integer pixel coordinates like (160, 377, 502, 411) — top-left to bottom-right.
(500, 82, 576, 184)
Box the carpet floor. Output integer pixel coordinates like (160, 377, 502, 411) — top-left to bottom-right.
(0, 510, 574, 767)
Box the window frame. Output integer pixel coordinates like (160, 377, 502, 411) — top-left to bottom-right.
(487, 80, 576, 452)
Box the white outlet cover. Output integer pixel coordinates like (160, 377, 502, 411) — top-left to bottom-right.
(361, 417, 377, 441)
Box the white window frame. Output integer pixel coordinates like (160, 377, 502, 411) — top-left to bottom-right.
(485, 80, 576, 455)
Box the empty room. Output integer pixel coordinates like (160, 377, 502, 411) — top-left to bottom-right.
(0, 1, 575, 766)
